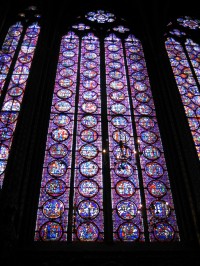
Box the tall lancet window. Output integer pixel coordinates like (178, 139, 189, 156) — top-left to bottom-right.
(35, 10, 180, 243)
(165, 16, 200, 159)
(0, 6, 41, 188)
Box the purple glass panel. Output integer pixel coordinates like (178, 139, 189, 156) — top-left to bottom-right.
(34, 32, 78, 241)
(126, 34, 180, 242)
(72, 33, 104, 241)
(0, 23, 40, 188)
(105, 34, 144, 242)
(0, 22, 23, 96)
(166, 37, 200, 158)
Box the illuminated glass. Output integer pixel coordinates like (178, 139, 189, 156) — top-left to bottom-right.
(125, 34, 180, 241)
(165, 20, 200, 158)
(0, 23, 40, 188)
(0, 22, 23, 96)
(35, 10, 180, 243)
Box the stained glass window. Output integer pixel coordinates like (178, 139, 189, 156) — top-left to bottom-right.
(165, 16, 200, 159)
(35, 10, 180, 242)
(0, 8, 41, 188)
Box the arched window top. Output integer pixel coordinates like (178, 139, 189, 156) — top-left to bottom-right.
(165, 15, 200, 40)
(177, 16, 200, 30)
(66, 9, 135, 40)
(165, 15, 200, 160)
(35, 9, 180, 243)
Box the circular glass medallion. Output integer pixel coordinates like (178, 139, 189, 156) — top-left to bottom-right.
(26, 29, 39, 38)
(83, 61, 97, 69)
(108, 44, 120, 52)
(113, 130, 130, 144)
(63, 42, 76, 49)
(108, 61, 121, 70)
(115, 162, 133, 178)
(62, 50, 75, 58)
(113, 145, 132, 160)
(39, 221, 63, 241)
(2, 100, 20, 111)
(82, 91, 97, 101)
(110, 80, 124, 90)
(129, 53, 142, 61)
(78, 179, 99, 198)
(18, 54, 32, 64)
(111, 103, 126, 114)
(8, 86, 23, 97)
(81, 115, 97, 128)
(52, 128, 69, 142)
(59, 78, 73, 88)
(141, 131, 157, 144)
(111, 116, 127, 129)
(55, 101, 71, 112)
(21, 44, 35, 54)
(48, 160, 67, 177)
(53, 114, 70, 127)
(77, 200, 99, 219)
(61, 59, 75, 67)
(0, 112, 18, 124)
(80, 129, 98, 143)
(11, 74, 28, 84)
(49, 143, 68, 159)
(147, 180, 167, 198)
(85, 43, 96, 51)
(117, 200, 137, 220)
(139, 117, 154, 130)
(115, 180, 135, 198)
(84, 52, 97, 60)
(143, 146, 161, 160)
(135, 92, 150, 103)
(80, 144, 98, 159)
(77, 222, 99, 241)
(150, 200, 171, 219)
(153, 222, 174, 242)
(83, 70, 97, 79)
(0, 127, 13, 141)
(0, 54, 11, 63)
(57, 89, 72, 99)
(136, 104, 152, 115)
(83, 80, 97, 90)
(79, 161, 99, 177)
(118, 222, 140, 241)
(45, 179, 66, 197)
(145, 162, 164, 178)
(109, 71, 123, 80)
(108, 53, 121, 61)
(110, 91, 125, 102)
(60, 68, 74, 77)
(131, 62, 143, 71)
(81, 102, 97, 113)
(0, 144, 9, 160)
(134, 82, 147, 92)
(43, 199, 64, 219)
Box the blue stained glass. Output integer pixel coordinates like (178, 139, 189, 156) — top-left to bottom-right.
(117, 200, 137, 220)
(78, 179, 99, 198)
(40, 222, 63, 241)
(153, 222, 174, 242)
(118, 223, 140, 241)
(77, 222, 99, 241)
(43, 199, 65, 219)
(147, 180, 167, 198)
(0, 23, 40, 188)
(45, 179, 67, 197)
(77, 200, 100, 219)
